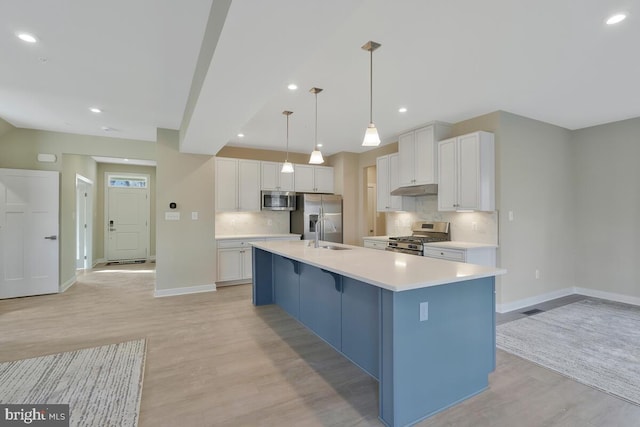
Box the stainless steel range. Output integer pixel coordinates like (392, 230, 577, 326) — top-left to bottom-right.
(386, 221, 450, 256)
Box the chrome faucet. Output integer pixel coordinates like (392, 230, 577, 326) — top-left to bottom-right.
(314, 217, 321, 248)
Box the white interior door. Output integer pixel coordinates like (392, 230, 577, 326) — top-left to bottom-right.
(0, 169, 59, 299)
(76, 176, 92, 269)
(107, 185, 149, 261)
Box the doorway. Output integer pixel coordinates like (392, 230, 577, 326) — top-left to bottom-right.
(104, 173, 150, 262)
(76, 174, 93, 269)
(364, 166, 385, 237)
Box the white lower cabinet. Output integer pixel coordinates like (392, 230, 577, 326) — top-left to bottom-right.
(216, 235, 300, 285)
(423, 245, 496, 267)
(363, 238, 389, 250)
(216, 239, 264, 283)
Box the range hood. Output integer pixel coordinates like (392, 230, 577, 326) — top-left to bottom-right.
(390, 184, 438, 196)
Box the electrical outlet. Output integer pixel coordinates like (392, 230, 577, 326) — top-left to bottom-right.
(508, 211, 514, 221)
(420, 302, 429, 321)
(535, 269, 540, 279)
(472, 222, 478, 231)
(191, 211, 198, 220)
(267, 219, 273, 226)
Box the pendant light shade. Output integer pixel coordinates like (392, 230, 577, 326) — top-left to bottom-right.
(362, 41, 381, 147)
(308, 87, 325, 164)
(281, 111, 294, 173)
(309, 150, 324, 164)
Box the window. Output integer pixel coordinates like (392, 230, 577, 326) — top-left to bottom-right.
(107, 175, 148, 188)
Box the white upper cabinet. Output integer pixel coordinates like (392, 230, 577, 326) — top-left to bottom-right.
(261, 161, 294, 191)
(215, 158, 261, 212)
(437, 131, 495, 212)
(398, 123, 452, 187)
(294, 164, 334, 193)
(376, 154, 415, 212)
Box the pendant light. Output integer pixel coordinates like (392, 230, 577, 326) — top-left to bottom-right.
(308, 87, 325, 164)
(281, 111, 294, 173)
(362, 40, 381, 146)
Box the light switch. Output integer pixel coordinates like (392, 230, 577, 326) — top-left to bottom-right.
(191, 212, 198, 220)
(165, 212, 180, 221)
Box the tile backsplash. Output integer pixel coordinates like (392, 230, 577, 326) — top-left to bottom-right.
(216, 211, 290, 235)
(385, 195, 498, 245)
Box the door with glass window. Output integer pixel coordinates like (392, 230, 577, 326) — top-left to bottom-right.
(106, 175, 149, 261)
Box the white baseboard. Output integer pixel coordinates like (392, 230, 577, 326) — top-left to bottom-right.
(154, 284, 216, 298)
(60, 275, 77, 293)
(95, 258, 106, 265)
(496, 287, 574, 314)
(574, 287, 640, 307)
(497, 286, 640, 313)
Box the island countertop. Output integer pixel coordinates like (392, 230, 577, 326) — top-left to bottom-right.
(252, 240, 506, 292)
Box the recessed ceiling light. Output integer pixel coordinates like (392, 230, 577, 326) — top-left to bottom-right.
(124, 159, 129, 162)
(237, 133, 245, 138)
(287, 84, 298, 91)
(90, 107, 102, 113)
(398, 107, 408, 113)
(101, 126, 113, 132)
(17, 33, 37, 43)
(606, 13, 627, 25)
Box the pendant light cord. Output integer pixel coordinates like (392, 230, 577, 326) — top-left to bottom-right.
(285, 114, 290, 162)
(315, 92, 318, 150)
(369, 49, 373, 124)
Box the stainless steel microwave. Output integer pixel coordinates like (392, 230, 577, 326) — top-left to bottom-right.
(261, 191, 296, 211)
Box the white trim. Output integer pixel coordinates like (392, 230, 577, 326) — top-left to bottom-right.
(76, 174, 94, 270)
(60, 275, 77, 292)
(574, 287, 640, 307)
(496, 287, 574, 313)
(154, 284, 216, 298)
(497, 287, 640, 313)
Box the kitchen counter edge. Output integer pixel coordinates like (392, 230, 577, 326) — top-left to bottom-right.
(251, 240, 506, 292)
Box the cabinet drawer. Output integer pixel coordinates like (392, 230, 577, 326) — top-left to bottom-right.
(217, 239, 264, 249)
(423, 248, 465, 262)
(364, 240, 388, 250)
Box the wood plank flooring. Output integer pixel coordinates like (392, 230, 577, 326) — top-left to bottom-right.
(1, 263, 638, 426)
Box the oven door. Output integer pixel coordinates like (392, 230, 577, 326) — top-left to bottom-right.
(385, 246, 422, 256)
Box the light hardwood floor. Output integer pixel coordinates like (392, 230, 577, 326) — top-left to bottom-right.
(1, 263, 638, 426)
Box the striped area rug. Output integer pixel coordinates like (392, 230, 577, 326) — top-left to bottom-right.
(497, 300, 640, 405)
(0, 339, 146, 426)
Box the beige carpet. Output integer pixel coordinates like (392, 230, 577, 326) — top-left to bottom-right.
(0, 339, 147, 426)
(497, 300, 640, 405)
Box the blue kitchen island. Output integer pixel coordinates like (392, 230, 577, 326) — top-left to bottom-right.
(251, 240, 506, 427)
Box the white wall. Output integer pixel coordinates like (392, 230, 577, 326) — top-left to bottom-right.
(572, 117, 640, 301)
(155, 129, 216, 294)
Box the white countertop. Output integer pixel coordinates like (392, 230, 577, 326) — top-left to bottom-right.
(216, 233, 301, 240)
(424, 241, 498, 250)
(252, 240, 505, 292)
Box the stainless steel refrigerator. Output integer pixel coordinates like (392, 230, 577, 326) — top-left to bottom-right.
(290, 194, 343, 243)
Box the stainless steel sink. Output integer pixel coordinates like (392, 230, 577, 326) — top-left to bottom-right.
(319, 245, 351, 251)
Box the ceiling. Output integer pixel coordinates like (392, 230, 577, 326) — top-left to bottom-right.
(2, 1, 639, 158)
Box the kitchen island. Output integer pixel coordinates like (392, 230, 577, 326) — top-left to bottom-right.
(251, 240, 506, 427)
